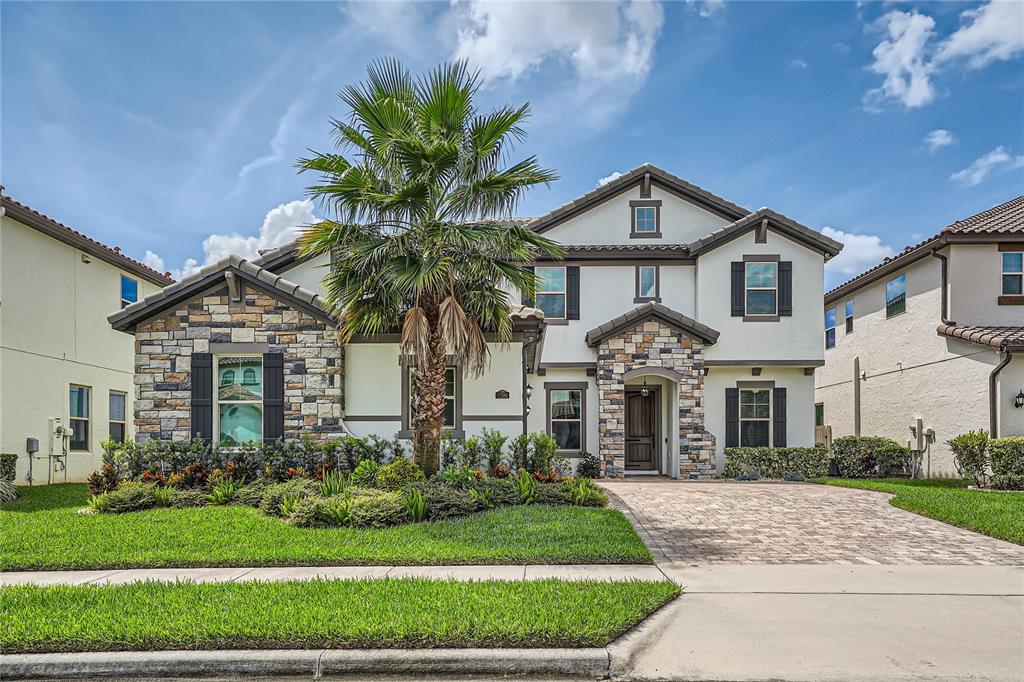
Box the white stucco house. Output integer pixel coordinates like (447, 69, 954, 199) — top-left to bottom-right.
(109, 165, 842, 478)
(1, 189, 173, 484)
(815, 196, 1024, 477)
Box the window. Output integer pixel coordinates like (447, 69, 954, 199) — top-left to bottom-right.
(886, 274, 906, 318)
(634, 207, 657, 232)
(109, 391, 127, 443)
(844, 300, 854, 334)
(120, 275, 138, 309)
(216, 355, 263, 445)
(635, 265, 659, 302)
(1002, 253, 1023, 295)
(535, 267, 566, 320)
(408, 366, 458, 429)
(745, 262, 778, 315)
(824, 307, 836, 349)
(69, 385, 90, 450)
(815, 403, 825, 428)
(739, 389, 770, 447)
(546, 383, 587, 452)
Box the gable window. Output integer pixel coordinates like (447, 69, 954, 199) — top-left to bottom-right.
(120, 275, 138, 309)
(844, 300, 854, 334)
(216, 355, 263, 445)
(739, 389, 770, 447)
(69, 385, 90, 451)
(745, 262, 778, 316)
(109, 391, 127, 443)
(546, 382, 587, 453)
(886, 274, 907, 318)
(629, 200, 661, 238)
(535, 267, 566, 320)
(634, 265, 659, 302)
(1002, 253, 1023, 295)
(824, 307, 836, 349)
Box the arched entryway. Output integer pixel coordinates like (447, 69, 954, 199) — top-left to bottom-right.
(623, 367, 682, 477)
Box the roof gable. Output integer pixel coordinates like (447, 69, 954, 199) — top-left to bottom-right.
(585, 302, 720, 347)
(688, 207, 843, 260)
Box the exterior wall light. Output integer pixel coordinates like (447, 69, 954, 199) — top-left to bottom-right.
(640, 378, 650, 398)
(1015, 390, 1024, 409)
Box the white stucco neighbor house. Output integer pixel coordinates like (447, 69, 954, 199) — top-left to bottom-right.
(815, 196, 1024, 477)
(1, 189, 173, 484)
(108, 164, 842, 478)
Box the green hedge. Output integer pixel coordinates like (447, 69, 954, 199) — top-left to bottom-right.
(0, 453, 17, 483)
(831, 436, 907, 478)
(722, 447, 828, 480)
(988, 437, 1024, 491)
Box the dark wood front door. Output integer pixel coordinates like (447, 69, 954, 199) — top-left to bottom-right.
(625, 389, 658, 470)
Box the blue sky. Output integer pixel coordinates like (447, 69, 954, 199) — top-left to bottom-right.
(3, 1, 1022, 288)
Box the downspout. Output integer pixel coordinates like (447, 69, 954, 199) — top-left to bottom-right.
(930, 246, 955, 326)
(989, 349, 1012, 438)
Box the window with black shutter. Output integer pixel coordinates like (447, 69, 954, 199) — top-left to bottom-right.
(262, 353, 285, 443)
(190, 353, 213, 442)
(566, 266, 580, 320)
(725, 388, 739, 447)
(772, 387, 787, 447)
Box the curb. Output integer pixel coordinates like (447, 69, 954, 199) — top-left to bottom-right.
(1, 647, 612, 680)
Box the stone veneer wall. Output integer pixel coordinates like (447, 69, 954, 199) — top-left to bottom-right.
(133, 285, 343, 443)
(596, 319, 715, 479)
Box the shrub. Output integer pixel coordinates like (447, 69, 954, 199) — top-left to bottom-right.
(457, 436, 485, 470)
(988, 437, 1024, 491)
(288, 497, 319, 527)
(87, 463, 120, 495)
(318, 495, 353, 526)
(515, 468, 538, 505)
(100, 482, 157, 514)
(528, 432, 558, 473)
(169, 488, 207, 508)
(575, 452, 601, 479)
(0, 480, 18, 503)
(376, 458, 425, 490)
(1, 453, 19, 482)
(565, 478, 608, 507)
(339, 435, 367, 472)
(348, 491, 408, 528)
(831, 436, 902, 478)
(351, 459, 380, 486)
(481, 428, 508, 473)
(474, 478, 519, 507)
(948, 430, 989, 487)
(723, 447, 829, 480)
(405, 487, 427, 522)
(535, 482, 572, 505)
(233, 480, 271, 507)
(319, 470, 347, 497)
(153, 486, 173, 507)
(278, 493, 303, 518)
(87, 494, 107, 512)
(174, 460, 208, 488)
(207, 480, 242, 505)
(875, 445, 912, 477)
(259, 479, 319, 516)
(437, 466, 475, 489)
(411, 482, 478, 520)
(508, 434, 530, 470)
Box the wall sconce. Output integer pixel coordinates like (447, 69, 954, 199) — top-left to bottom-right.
(526, 384, 533, 399)
(1015, 390, 1024, 409)
(640, 378, 649, 398)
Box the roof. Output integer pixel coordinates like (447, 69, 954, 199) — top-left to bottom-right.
(527, 163, 750, 234)
(826, 196, 1024, 304)
(936, 324, 1024, 351)
(109, 255, 332, 332)
(1, 189, 174, 286)
(585, 302, 720, 347)
(535, 244, 692, 261)
(688, 207, 843, 260)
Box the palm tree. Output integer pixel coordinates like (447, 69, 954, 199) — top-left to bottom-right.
(297, 59, 561, 476)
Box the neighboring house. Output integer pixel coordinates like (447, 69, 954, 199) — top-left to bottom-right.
(1, 189, 173, 484)
(815, 196, 1024, 477)
(108, 165, 841, 478)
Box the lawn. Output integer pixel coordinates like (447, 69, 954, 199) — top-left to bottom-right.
(0, 484, 652, 570)
(0, 577, 679, 653)
(814, 478, 1024, 545)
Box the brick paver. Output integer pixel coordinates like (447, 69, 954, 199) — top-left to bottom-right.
(602, 480, 1024, 565)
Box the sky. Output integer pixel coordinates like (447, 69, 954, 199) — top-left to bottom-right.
(2, 1, 1022, 289)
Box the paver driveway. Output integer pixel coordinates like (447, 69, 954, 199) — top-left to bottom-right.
(602, 480, 1024, 565)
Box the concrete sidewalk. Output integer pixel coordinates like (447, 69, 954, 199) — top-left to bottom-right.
(0, 563, 666, 586)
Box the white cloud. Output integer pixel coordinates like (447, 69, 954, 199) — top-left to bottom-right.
(149, 199, 317, 281)
(789, 58, 809, 70)
(821, 226, 896, 284)
(935, 1, 1024, 69)
(597, 171, 625, 187)
(949, 146, 1024, 187)
(865, 11, 936, 109)
(686, 0, 724, 19)
(923, 129, 956, 153)
(224, 100, 307, 201)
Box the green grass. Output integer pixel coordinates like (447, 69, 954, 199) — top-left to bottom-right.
(813, 478, 1024, 545)
(0, 484, 652, 570)
(0, 578, 680, 653)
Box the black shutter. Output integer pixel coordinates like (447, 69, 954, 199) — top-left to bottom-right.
(263, 352, 285, 443)
(778, 261, 793, 317)
(773, 387, 787, 447)
(725, 388, 739, 448)
(190, 353, 213, 443)
(731, 262, 744, 316)
(521, 266, 535, 306)
(566, 266, 580, 320)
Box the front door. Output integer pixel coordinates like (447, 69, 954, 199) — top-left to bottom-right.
(625, 389, 658, 470)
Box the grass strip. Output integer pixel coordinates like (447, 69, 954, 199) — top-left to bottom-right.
(0, 578, 680, 653)
(0, 484, 652, 570)
(813, 478, 1024, 545)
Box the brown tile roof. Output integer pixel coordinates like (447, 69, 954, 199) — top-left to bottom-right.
(936, 324, 1024, 350)
(585, 302, 719, 347)
(1, 189, 174, 286)
(942, 195, 1024, 235)
(688, 207, 843, 260)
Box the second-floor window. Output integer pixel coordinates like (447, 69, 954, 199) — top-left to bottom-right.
(635, 265, 658, 302)
(1002, 253, 1022, 295)
(634, 206, 657, 232)
(886, 274, 906, 318)
(745, 262, 777, 316)
(844, 300, 854, 333)
(824, 307, 836, 349)
(120, 275, 138, 309)
(535, 266, 566, 320)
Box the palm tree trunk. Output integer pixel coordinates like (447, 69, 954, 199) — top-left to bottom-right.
(412, 301, 448, 477)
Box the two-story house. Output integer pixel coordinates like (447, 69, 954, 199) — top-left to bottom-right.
(815, 196, 1023, 477)
(1, 189, 173, 483)
(108, 165, 841, 477)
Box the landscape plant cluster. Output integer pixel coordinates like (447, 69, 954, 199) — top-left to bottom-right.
(830, 436, 913, 478)
(83, 428, 608, 528)
(948, 431, 1024, 490)
(723, 447, 828, 480)
(0, 452, 18, 502)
